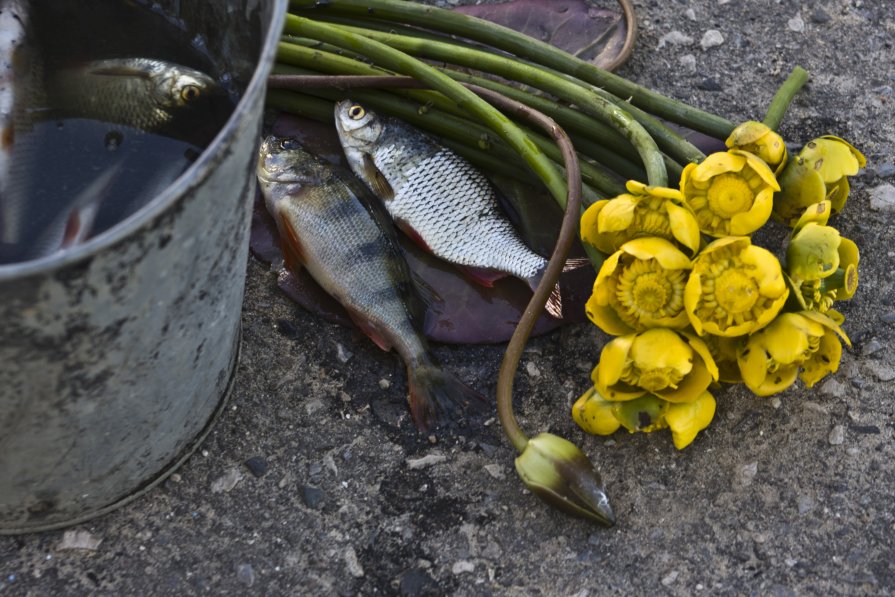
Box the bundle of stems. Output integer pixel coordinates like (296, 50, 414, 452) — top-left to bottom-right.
(265, 0, 810, 526)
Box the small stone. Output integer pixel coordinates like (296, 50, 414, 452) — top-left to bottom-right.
(378, 378, 391, 389)
(211, 468, 244, 493)
(236, 564, 255, 587)
(452, 560, 475, 575)
(698, 77, 723, 91)
(851, 378, 869, 390)
(483, 464, 505, 480)
(344, 547, 365, 578)
(869, 184, 895, 211)
(58, 530, 102, 551)
(525, 362, 541, 377)
(862, 339, 884, 356)
(657, 30, 694, 49)
(679, 54, 697, 74)
(818, 378, 847, 399)
(787, 15, 806, 32)
(477, 442, 499, 458)
(336, 343, 353, 363)
(406, 453, 447, 470)
(810, 8, 831, 23)
(700, 30, 725, 50)
(879, 312, 895, 324)
(244, 456, 269, 478)
(829, 425, 846, 445)
(685, 8, 697, 20)
(876, 163, 895, 178)
(736, 462, 758, 487)
(305, 399, 324, 415)
(399, 568, 435, 597)
(661, 571, 679, 586)
(302, 485, 325, 509)
(797, 494, 816, 515)
(866, 362, 895, 382)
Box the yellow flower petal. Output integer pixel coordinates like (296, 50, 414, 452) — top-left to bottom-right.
(665, 201, 702, 255)
(611, 395, 669, 433)
(621, 237, 692, 270)
(598, 195, 638, 232)
(690, 151, 746, 182)
(665, 391, 716, 449)
(629, 329, 694, 377)
(800, 330, 843, 387)
(800, 137, 865, 183)
(572, 387, 622, 436)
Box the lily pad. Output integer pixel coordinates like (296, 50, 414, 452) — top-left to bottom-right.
(453, 0, 636, 71)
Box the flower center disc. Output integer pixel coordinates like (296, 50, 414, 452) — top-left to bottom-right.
(637, 368, 683, 392)
(714, 268, 759, 314)
(707, 173, 754, 217)
(632, 273, 669, 314)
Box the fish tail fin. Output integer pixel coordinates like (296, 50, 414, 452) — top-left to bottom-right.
(526, 275, 564, 320)
(407, 357, 485, 431)
(563, 257, 591, 272)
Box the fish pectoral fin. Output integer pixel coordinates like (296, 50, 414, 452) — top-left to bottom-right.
(457, 265, 508, 288)
(363, 154, 394, 200)
(276, 214, 306, 275)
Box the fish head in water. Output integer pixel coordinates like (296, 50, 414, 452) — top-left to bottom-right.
(147, 61, 219, 113)
(333, 100, 383, 170)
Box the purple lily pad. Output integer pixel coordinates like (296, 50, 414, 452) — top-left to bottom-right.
(454, 0, 633, 71)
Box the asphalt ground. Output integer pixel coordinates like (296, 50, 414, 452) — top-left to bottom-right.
(2, 0, 894, 595)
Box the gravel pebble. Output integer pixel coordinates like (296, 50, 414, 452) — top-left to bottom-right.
(862, 339, 884, 356)
(866, 362, 895, 382)
(787, 15, 806, 32)
(244, 456, 269, 478)
(700, 30, 725, 50)
(661, 570, 679, 586)
(657, 30, 694, 49)
(876, 163, 895, 178)
(344, 547, 365, 578)
(811, 8, 831, 23)
(869, 184, 895, 211)
(57, 530, 102, 551)
(210, 468, 244, 493)
(736, 462, 758, 487)
(335, 343, 353, 363)
(525, 362, 540, 377)
(406, 453, 447, 470)
(378, 378, 391, 389)
(818, 378, 847, 399)
(452, 560, 475, 575)
(828, 425, 846, 445)
(236, 564, 255, 587)
(483, 464, 505, 480)
(302, 485, 325, 509)
(879, 312, 895, 324)
(679, 54, 697, 73)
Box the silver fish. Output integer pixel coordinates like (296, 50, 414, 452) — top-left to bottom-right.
(334, 99, 564, 318)
(46, 58, 229, 143)
(256, 135, 481, 430)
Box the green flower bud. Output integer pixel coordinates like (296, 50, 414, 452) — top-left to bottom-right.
(515, 433, 615, 527)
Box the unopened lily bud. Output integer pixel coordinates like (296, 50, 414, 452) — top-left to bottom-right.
(725, 120, 787, 173)
(514, 433, 615, 527)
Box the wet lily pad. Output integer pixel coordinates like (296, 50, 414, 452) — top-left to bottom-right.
(453, 0, 635, 71)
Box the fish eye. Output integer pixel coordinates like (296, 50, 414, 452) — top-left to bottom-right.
(278, 138, 300, 150)
(348, 104, 365, 120)
(180, 84, 201, 102)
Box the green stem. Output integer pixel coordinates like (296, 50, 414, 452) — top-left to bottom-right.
(285, 18, 668, 187)
(288, 0, 735, 138)
(283, 15, 571, 207)
(274, 48, 623, 196)
(763, 66, 810, 130)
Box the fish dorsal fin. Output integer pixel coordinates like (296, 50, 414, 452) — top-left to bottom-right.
(362, 153, 394, 200)
(88, 65, 153, 79)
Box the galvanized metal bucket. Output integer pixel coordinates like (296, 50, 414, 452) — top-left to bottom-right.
(0, 0, 286, 533)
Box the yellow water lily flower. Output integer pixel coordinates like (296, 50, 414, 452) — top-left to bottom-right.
(774, 136, 866, 225)
(685, 236, 789, 337)
(665, 391, 716, 450)
(725, 120, 788, 174)
(591, 328, 719, 403)
(680, 149, 779, 237)
(784, 201, 860, 311)
(586, 237, 692, 335)
(737, 311, 850, 396)
(701, 333, 746, 383)
(572, 387, 716, 449)
(580, 180, 701, 256)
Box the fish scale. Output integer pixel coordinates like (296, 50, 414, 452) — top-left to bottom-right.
(375, 142, 545, 279)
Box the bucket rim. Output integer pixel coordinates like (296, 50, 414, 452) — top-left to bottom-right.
(0, 0, 288, 281)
